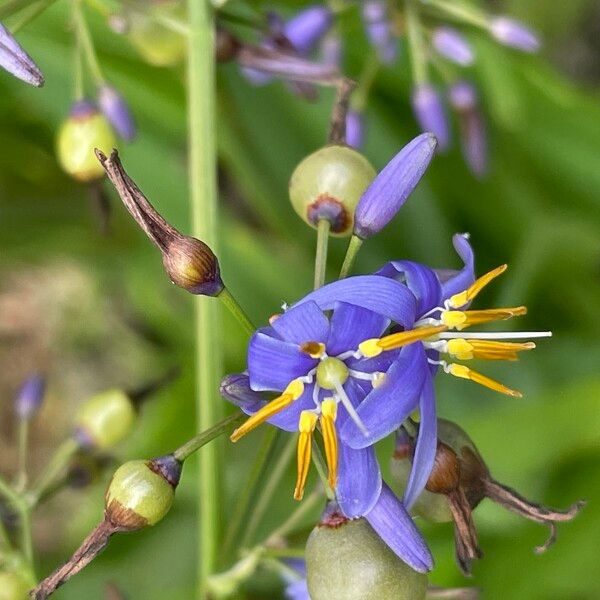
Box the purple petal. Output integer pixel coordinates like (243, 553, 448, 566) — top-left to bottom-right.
(248, 331, 316, 391)
(448, 80, 477, 112)
(489, 17, 540, 53)
(98, 85, 136, 141)
(271, 301, 330, 345)
(336, 379, 382, 518)
(341, 343, 428, 448)
(15, 374, 45, 419)
(327, 302, 389, 356)
(354, 133, 437, 239)
(220, 372, 265, 413)
(362, 1, 397, 64)
(432, 27, 474, 66)
(376, 260, 442, 316)
(346, 109, 365, 149)
(285, 5, 332, 55)
(267, 383, 318, 431)
(285, 578, 310, 600)
(365, 482, 434, 572)
(411, 84, 450, 151)
(0, 22, 44, 87)
(403, 374, 437, 509)
(435, 233, 475, 302)
(294, 276, 417, 329)
(321, 33, 342, 67)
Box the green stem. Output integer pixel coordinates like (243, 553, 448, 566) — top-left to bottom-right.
(0, 475, 33, 567)
(424, 0, 488, 29)
(187, 0, 221, 594)
(339, 235, 363, 279)
(0, 0, 38, 19)
(72, 0, 84, 100)
(352, 52, 380, 112)
(73, 0, 104, 84)
(314, 219, 330, 290)
(10, 0, 58, 33)
(218, 287, 255, 336)
(30, 438, 79, 505)
(311, 443, 334, 500)
(173, 412, 244, 462)
(405, 0, 428, 85)
(15, 419, 29, 491)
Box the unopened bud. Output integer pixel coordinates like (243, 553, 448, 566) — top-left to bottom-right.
(98, 85, 136, 141)
(411, 84, 450, 151)
(57, 101, 116, 182)
(15, 374, 45, 420)
(306, 508, 427, 600)
(0, 22, 44, 87)
(289, 145, 376, 236)
(489, 17, 540, 53)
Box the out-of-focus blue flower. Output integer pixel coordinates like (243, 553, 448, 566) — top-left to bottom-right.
(15, 374, 46, 419)
(284, 5, 332, 55)
(0, 22, 44, 87)
(432, 26, 474, 66)
(98, 85, 136, 141)
(281, 558, 310, 600)
(354, 133, 437, 239)
(361, 1, 397, 64)
(449, 81, 488, 178)
(489, 16, 540, 53)
(411, 84, 450, 151)
(345, 109, 364, 149)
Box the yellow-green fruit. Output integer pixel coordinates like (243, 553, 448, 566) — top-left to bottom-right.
(289, 145, 376, 237)
(105, 460, 174, 528)
(0, 571, 33, 600)
(57, 102, 116, 182)
(74, 389, 135, 450)
(128, 2, 186, 66)
(306, 518, 427, 600)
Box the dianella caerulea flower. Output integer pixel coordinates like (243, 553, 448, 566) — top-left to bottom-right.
(0, 22, 44, 87)
(98, 85, 136, 141)
(411, 84, 450, 151)
(15, 374, 46, 420)
(361, 1, 397, 64)
(431, 27, 474, 67)
(488, 17, 540, 53)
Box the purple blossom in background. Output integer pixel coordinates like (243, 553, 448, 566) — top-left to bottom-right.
(449, 81, 488, 177)
(432, 26, 474, 66)
(321, 32, 342, 67)
(354, 133, 437, 239)
(411, 84, 450, 151)
(0, 22, 44, 87)
(346, 109, 364, 149)
(284, 5, 332, 55)
(98, 85, 136, 141)
(15, 374, 46, 419)
(489, 16, 540, 53)
(362, 1, 397, 64)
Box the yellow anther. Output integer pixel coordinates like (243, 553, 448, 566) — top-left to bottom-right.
(320, 399, 338, 490)
(447, 338, 475, 360)
(447, 339, 536, 361)
(294, 411, 318, 501)
(378, 325, 448, 351)
(448, 363, 522, 397)
(372, 372, 386, 388)
(448, 264, 508, 309)
(230, 379, 305, 443)
(358, 338, 383, 358)
(441, 311, 468, 328)
(442, 306, 527, 330)
(300, 341, 326, 358)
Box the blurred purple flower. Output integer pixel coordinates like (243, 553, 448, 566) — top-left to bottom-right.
(489, 17, 540, 53)
(361, 1, 397, 64)
(0, 22, 44, 87)
(15, 374, 46, 419)
(432, 27, 474, 66)
(411, 84, 450, 151)
(284, 5, 332, 55)
(98, 85, 136, 141)
(346, 109, 364, 149)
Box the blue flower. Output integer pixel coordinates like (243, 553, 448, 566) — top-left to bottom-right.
(0, 22, 44, 87)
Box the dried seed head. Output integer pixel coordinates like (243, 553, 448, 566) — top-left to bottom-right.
(425, 442, 461, 495)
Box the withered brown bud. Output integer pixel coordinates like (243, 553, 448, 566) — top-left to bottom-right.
(425, 442, 460, 495)
(216, 28, 240, 62)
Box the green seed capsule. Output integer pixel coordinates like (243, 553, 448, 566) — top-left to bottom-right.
(306, 517, 427, 600)
(128, 2, 187, 67)
(57, 101, 116, 182)
(0, 570, 34, 600)
(74, 389, 135, 450)
(105, 459, 176, 529)
(289, 145, 376, 237)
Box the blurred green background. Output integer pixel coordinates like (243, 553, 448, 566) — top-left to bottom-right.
(1, 0, 599, 598)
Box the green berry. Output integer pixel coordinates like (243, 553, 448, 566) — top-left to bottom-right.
(289, 145, 376, 237)
(74, 389, 135, 450)
(57, 102, 116, 182)
(306, 517, 427, 600)
(105, 460, 175, 529)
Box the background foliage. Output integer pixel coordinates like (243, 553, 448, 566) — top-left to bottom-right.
(0, 0, 599, 598)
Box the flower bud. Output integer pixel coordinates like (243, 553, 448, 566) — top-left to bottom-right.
(284, 5, 332, 55)
(98, 85, 136, 141)
(431, 27, 474, 66)
(306, 509, 427, 600)
(0, 569, 34, 600)
(57, 101, 116, 182)
(127, 1, 186, 66)
(362, 1, 397, 64)
(289, 145, 376, 236)
(0, 22, 44, 87)
(411, 85, 450, 151)
(74, 389, 136, 450)
(105, 456, 180, 530)
(15, 374, 45, 420)
(489, 17, 540, 53)
(346, 109, 364, 149)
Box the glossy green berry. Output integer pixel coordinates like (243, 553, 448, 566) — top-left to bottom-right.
(74, 389, 135, 450)
(57, 101, 116, 182)
(0, 570, 34, 600)
(128, 2, 186, 67)
(306, 518, 427, 600)
(289, 145, 376, 237)
(105, 459, 176, 529)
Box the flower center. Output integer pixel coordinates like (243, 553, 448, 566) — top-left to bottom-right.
(316, 357, 349, 390)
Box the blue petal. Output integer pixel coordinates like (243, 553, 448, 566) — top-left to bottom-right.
(328, 302, 390, 356)
(403, 374, 437, 510)
(294, 276, 417, 329)
(435, 233, 475, 302)
(376, 260, 443, 316)
(335, 379, 382, 518)
(346, 348, 401, 374)
(248, 332, 316, 391)
(268, 384, 318, 431)
(285, 578, 310, 600)
(271, 301, 330, 345)
(340, 343, 427, 449)
(220, 373, 265, 413)
(365, 482, 434, 573)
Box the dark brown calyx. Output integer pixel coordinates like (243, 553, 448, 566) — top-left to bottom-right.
(307, 195, 350, 234)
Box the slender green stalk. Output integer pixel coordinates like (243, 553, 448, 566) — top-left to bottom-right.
(339, 235, 363, 279)
(311, 443, 335, 500)
(0, 475, 33, 566)
(15, 419, 29, 491)
(424, 0, 488, 29)
(73, 0, 104, 84)
(72, 0, 84, 100)
(30, 438, 79, 504)
(186, 0, 221, 594)
(0, 0, 39, 19)
(405, 0, 428, 85)
(352, 52, 380, 112)
(173, 412, 244, 462)
(0, 517, 10, 549)
(218, 287, 255, 336)
(314, 219, 331, 290)
(221, 427, 278, 559)
(10, 0, 58, 33)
